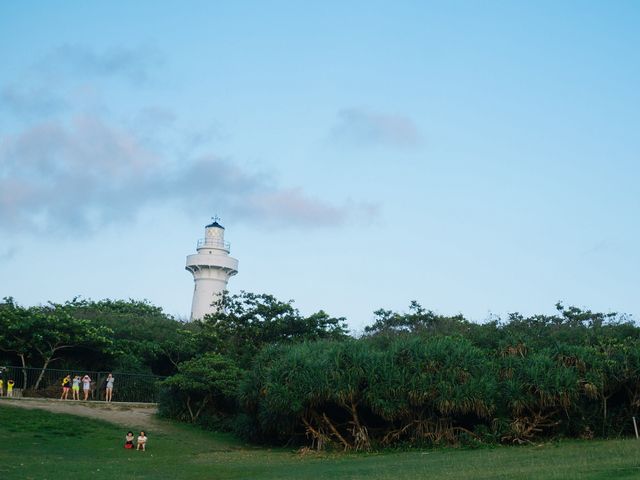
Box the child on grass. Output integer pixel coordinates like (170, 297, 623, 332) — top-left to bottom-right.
(124, 431, 135, 449)
(137, 431, 147, 451)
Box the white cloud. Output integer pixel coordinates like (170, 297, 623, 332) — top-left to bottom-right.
(0, 45, 378, 236)
(0, 115, 371, 234)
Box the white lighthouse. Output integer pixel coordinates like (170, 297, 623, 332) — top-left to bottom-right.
(185, 218, 239, 320)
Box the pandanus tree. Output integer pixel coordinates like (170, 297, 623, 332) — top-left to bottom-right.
(242, 337, 497, 450)
(240, 340, 377, 450)
(366, 336, 496, 445)
(561, 340, 640, 436)
(499, 348, 580, 443)
(237, 344, 293, 439)
(322, 340, 378, 450)
(163, 301, 640, 448)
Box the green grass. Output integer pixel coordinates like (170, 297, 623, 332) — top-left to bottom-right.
(1, 405, 640, 480)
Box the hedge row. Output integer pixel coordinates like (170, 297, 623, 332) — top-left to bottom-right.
(160, 334, 640, 449)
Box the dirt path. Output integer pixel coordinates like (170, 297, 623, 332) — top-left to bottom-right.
(0, 397, 168, 432)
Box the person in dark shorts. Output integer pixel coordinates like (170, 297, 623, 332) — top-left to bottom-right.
(60, 375, 71, 400)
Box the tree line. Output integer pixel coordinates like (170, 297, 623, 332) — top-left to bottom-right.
(0, 297, 187, 387)
(2, 293, 639, 449)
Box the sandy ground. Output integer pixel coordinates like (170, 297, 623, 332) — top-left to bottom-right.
(0, 397, 165, 431)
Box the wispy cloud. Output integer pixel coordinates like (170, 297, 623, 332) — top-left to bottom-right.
(1, 44, 162, 121)
(238, 189, 345, 226)
(581, 239, 610, 256)
(134, 106, 177, 130)
(329, 107, 421, 148)
(0, 45, 377, 235)
(0, 246, 18, 262)
(0, 115, 370, 234)
(39, 44, 163, 85)
(0, 84, 67, 119)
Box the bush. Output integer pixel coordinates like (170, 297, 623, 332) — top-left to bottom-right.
(155, 301, 640, 450)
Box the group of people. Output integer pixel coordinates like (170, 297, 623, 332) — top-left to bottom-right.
(60, 374, 146, 451)
(2, 371, 147, 451)
(60, 373, 115, 402)
(0, 378, 15, 397)
(0, 373, 115, 401)
(124, 431, 148, 451)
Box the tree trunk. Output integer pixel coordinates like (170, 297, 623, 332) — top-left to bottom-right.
(185, 395, 210, 422)
(302, 415, 326, 451)
(194, 395, 211, 421)
(348, 401, 371, 451)
(19, 354, 28, 389)
(602, 395, 608, 437)
(186, 395, 195, 422)
(168, 356, 180, 370)
(322, 412, 352, 450)
(33, 357, 53, 390)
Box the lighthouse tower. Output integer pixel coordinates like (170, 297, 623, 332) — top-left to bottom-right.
(185, 218, 239, 320)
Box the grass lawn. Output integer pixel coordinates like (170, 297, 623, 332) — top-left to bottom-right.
(1, 404, 640, 480)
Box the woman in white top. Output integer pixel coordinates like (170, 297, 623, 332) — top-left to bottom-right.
(81, 375, 92, 401)
(105, 374, 115, 402)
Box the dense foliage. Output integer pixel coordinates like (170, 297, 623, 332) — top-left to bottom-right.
(0, 297, 189, 376)
(160, 299, 640, 449)
(195, 291, 348, 367)
(63, 298, 194, 374)
(2, 292, 639, 450)
(0, 298, 113, 388)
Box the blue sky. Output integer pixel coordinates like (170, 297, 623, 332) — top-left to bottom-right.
(1, 1, 638, 328)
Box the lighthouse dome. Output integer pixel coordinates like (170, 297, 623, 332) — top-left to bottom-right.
(206, 220, 225, 229)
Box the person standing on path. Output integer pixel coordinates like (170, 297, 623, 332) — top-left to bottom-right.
(72, 375, 81, 400)
(82, 375, 92, 401)
(7, 379, 14, 397)
(60, 375, 71, 400)
(105, 374, 115, 402)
